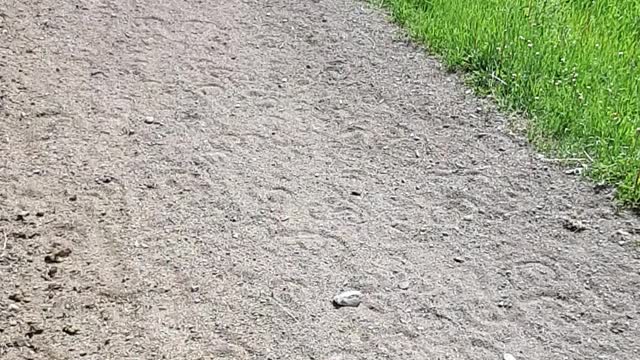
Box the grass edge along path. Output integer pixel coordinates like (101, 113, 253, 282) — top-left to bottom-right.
(376, 0, 640, 207)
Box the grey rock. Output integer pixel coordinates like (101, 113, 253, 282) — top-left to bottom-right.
(503, 353, 516, 360)
(63, 324, 80, 335)
(144, 116, 161, 125)
(565, 167, 583, 176)
(332, 290, 362, 307)
(616, 229, 631, 237)
(563, 218, 588, 232)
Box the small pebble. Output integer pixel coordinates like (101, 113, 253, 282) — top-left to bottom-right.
(97, 176, 114, 184)
(63, 324, 80, 335)
(503, 353, 516, 360)
(332, 290, 362, 307)
(8, 303, 20, 312)
(565, 167, 583, 176)
(563, 218, 588, 233)
(44, 248, 72, 264)
(398, 281, 410, 290)
(144, 116, 159, 125)
(616, 229, 631, 237)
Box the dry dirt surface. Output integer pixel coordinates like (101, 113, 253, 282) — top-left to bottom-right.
(1, 0, 639, 359)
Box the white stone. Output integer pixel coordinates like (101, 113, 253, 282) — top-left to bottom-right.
(332, 290, 362, 307)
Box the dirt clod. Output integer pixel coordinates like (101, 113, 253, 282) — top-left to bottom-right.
(15, 211, 29, 221)
(563, 218, 588, 233)
(44, 248, 72, 264)
(26, 323, 44, 338)
(8, 293, 25, 303)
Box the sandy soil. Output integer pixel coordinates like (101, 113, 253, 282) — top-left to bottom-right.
(1, 1, 639, 359)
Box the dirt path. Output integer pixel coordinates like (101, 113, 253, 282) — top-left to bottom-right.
(1, 1, 639, 359)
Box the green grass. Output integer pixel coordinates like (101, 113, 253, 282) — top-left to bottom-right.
(379, 0, 640, 206)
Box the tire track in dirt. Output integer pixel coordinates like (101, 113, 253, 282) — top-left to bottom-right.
(1, 0, 639, 359)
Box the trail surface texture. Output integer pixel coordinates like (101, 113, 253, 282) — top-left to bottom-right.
(1, 1, 639, 359)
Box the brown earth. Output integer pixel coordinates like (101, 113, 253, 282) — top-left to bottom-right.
(1, 1, 639, 359)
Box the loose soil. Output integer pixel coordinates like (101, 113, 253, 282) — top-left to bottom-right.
(1, 1, 639, 359)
